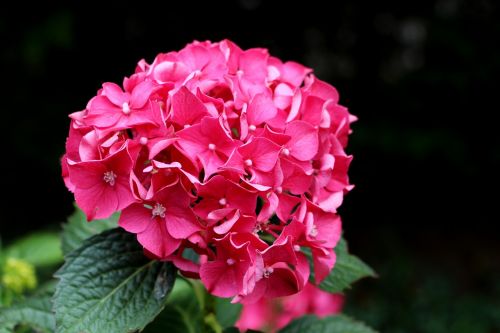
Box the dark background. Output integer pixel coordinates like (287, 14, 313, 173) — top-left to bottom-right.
(1, 1, 499, 331)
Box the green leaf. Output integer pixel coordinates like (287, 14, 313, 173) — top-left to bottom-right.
(279, 314, 378, 333)
(60, 204, 119, 255)
(4, 232, 63, 267)
(0, 283, 56, 333)
(215, 297, 242, 329)
(143, 278, 202, 333)
(54, 228, 176, 333)
(142, 305, 196, 333)
(304, 237, 376, 293)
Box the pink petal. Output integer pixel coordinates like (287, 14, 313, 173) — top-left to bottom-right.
(67, 160, 106, 190)
(153, 60, 190, 83)
(312, 248, 336, 283)
(165, 206, 200, 239)
(304, 75, 339, 103)
(265, 266, 301, 298)
(285, 121, 319, 161)
(74, 184, 117, 221)
(247, 92, 277, 126)
(138, 219, 181, 258)
(239, 138, 281, 172)
(273, 83, 294, 110)
(130, 80, 156, 109)
(119, 203, 152, 233)
(213, 210, 241, 234)
(200, 261, 244, 297)
(102, 82, 127, 106)
(171, 86, 209, 126)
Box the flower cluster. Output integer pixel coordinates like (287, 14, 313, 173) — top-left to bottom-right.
(62, 40, 355, 303)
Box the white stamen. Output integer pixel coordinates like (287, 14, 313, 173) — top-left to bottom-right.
(139, 137, 148, 145)
(152, 203, 166, 218)
(275, 186, 283, 194)
(263, 266, 274, 278)
(248, 124, 256, 131)
(208, 143, 216, 151)
(294, 245, 301, 252)
(244, 159, 253, 167)
(122, 102, 131, 114)
(184, 124, 191, 128)
(309, 224, 318, 238)
(219, 198, 227, 206)
(226, 258, 236, 266)
(253, 221, 267, 234)
(103, 171, 117, 186)
(281, 148, 290, 156)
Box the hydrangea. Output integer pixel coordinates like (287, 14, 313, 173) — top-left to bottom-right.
(62, 40, 355, 303)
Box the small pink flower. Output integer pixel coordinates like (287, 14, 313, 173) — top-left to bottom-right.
(199, 233, 261, 298)
(67, 144, 135, 220)
(85, 80, 158, 130)
(194, 175, 257, 219)
(177, 116, 238, 179)
(119, 182, 201, 258)
(237, 237, 303, 303)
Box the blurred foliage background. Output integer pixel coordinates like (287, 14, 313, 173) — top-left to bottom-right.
(0, 0, 499, 331)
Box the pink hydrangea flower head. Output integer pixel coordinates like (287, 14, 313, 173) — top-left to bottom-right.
(62, 39, 355, 303)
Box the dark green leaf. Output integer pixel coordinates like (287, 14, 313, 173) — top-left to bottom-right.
(142, 305, 195, 333)
(143, 278, 202, 333)
(215, 297, 242, 329)
(54, 228, 176, 333)
(4, 232, 62, 267)
(60, 204, 119, 255)
(279, 314, 378, 333)
(0, 283, 56, 333)
(304, 237, 376, 293)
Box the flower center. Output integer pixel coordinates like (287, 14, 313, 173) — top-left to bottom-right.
(226, 258, 236, 266)
(248, 124, 256, 131)
(122, 102, 131, 114)
(281, 148, 290, 156)
(253, 221, 268, 234)
(218, 198, 227, 206)
(294, 245, 301, 252)
(208, 143, 216, 151)
(263, 266, 274, 278)
(152, 203, 166, 218)
(244, 159, 253, 167)
(103, 171, 117, 186)
(309, 224, 318, 238)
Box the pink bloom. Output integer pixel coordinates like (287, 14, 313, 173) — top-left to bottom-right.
(199, 232, 263, 298)
(62, 39, 355, 304)
(67, 144, 135, 220)
(176, 116, 238, 179)
(119, 182, 201, 258)
(237, 237, 305, 303)
(223, 137, 282, 190)
(85, 80, 158, 130)
(194, 175, 257, 219)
